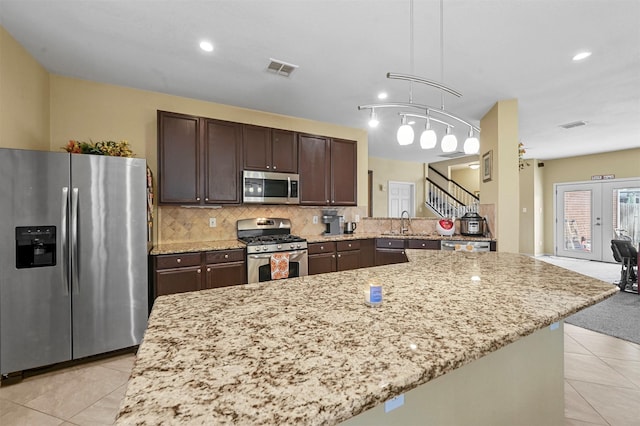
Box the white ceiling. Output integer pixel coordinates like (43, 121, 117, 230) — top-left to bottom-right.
(1, 0, 639, 164)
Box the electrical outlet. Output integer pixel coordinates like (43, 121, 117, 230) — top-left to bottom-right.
(354, 214, 360, 222)
(312, 215, 318, 224)
(209, 217, 217, 228)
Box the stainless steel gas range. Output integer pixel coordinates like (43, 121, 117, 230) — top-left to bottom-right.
(237, 218, 308, 284)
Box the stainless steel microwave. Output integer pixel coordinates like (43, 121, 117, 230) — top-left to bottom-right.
(242, 170, 300, 204)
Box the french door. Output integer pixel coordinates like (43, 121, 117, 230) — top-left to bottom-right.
(555, 178, 640, 262)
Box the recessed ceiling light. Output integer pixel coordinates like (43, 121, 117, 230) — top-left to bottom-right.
(572, 51, 591, 61)
(199, 41, 214, 52)
(377, 92, 388, 100)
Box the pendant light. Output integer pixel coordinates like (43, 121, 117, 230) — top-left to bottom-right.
(368, 109, 379, 128)
(463, 128, 479, 154)
(420, 114, 437, 149)
(397, 115, 414, 145)
(441, 126, 457, 152)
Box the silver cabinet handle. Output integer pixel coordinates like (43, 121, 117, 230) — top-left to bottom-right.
(205, 198, 209, 201)
(71, 187, 79, 294)
(177, 258, 182, 263)
(422, 243, 426, 247)
(61, 187, 69, 295)
(196, 197, 200, 201)
(388, 242, 392, 246)
(266, 165, 270, 169)
(207, 268, 211, 272)
(224, 254, 229, 259)
(273, 165, 277, 170)
(348, 243, 352, 247)
(320, 246, 324, 250)
(338, 254, 341, 258)
(332, 254, 335, 258)
(197, 269, 201, 274)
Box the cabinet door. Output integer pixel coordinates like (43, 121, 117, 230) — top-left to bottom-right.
(271, 129, 298, 173)
(243, 124, 271, 171)
(298, 134, 330, 205)
(158, 111, 200, 204)
(330, 138, 357, 206)
(375, 248, 408, 266)
(336, 250, 360, 271)
(204, 119, 242, 204)
(359, 238, 375, 268)
(308, 252, 336, 275)
(205, 261, 246, 289)
(155, 266, 202, 297)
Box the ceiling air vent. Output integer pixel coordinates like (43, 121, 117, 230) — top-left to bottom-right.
(267, 58, 298, 77)
(438, 151, 466, 159)
(559, 120, 587, 129)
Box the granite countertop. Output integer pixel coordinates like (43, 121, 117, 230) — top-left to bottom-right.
(151, 233, 492, 255)
(117, 250, 617, 425)
(150, 240, 245, 255)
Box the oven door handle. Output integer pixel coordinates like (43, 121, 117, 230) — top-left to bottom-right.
(249, 250, 307, 259)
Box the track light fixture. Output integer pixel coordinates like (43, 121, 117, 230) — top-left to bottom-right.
(357, 0, 480, 154)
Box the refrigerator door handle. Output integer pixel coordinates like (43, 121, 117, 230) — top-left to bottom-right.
(71, 187, 79, 294)
(61, 187, 70, 295)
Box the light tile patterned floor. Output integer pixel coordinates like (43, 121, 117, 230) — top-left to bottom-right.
(0, 324, 638, 425)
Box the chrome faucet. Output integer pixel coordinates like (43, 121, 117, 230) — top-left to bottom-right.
(400, 210, 411, 234)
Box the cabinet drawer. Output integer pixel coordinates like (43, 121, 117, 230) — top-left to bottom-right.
(205, 249, 245, 264)
(376, 238, 405, 249)
(308, 241, 336, 255)
(407, 239, 440, 250)
(337, 240, 360, 251)
(156, 252, 202, 269)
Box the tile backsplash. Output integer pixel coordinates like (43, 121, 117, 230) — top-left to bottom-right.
(158, 205, 367, 243)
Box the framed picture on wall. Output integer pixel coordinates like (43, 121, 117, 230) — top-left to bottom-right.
(482, 150, 493, 182)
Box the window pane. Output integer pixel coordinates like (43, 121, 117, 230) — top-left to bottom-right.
(563, 190, 591, 252)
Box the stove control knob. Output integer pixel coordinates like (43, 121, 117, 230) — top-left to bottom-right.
(290, 244, 295, 249)
(297, 244, 302, 249)
(261, 246, 267, 252)
(277, 244, 282, 249)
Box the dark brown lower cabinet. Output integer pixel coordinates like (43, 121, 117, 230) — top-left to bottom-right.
(156, 266, 203, 297)
(359, 238, 375, 268)
(336, 240, 360, 271)
(204, 249, 246, 289)
(375, 238, 408, 266)
(308, 242, 336, 275)
(152, 249, 246, 301)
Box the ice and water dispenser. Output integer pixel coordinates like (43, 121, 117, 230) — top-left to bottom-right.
(15, 226, 56, 268)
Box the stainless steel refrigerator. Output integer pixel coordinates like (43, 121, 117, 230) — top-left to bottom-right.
(0, 148, 148, 376)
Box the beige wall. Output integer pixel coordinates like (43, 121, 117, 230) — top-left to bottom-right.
(368, 157, 428, 217)
(49, 75, 368, 209)
(0, 26, 49, 150)
(451, 167, 479, 195)
(480, 99, 520, 253)
(541, 148, 640, 254)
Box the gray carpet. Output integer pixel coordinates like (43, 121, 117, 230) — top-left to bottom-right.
(536, 255, 640, 345)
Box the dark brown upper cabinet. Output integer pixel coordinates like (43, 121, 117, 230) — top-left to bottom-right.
(158, 111, 200, 204)
(298, 134, 356, 206)
(203, 118, 242, 204)
(158, 111, 242, 205)
(242, 125, 298, 173)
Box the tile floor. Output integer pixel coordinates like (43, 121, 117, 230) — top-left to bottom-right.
(0, 324, 638, 425)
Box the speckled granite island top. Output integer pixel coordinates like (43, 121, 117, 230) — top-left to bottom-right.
(117, 250, 617, 425)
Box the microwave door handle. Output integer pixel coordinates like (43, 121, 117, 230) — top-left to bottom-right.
(287, 176, 291, 201)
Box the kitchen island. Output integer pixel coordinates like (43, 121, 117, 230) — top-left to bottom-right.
(117, 250, 616, 425)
